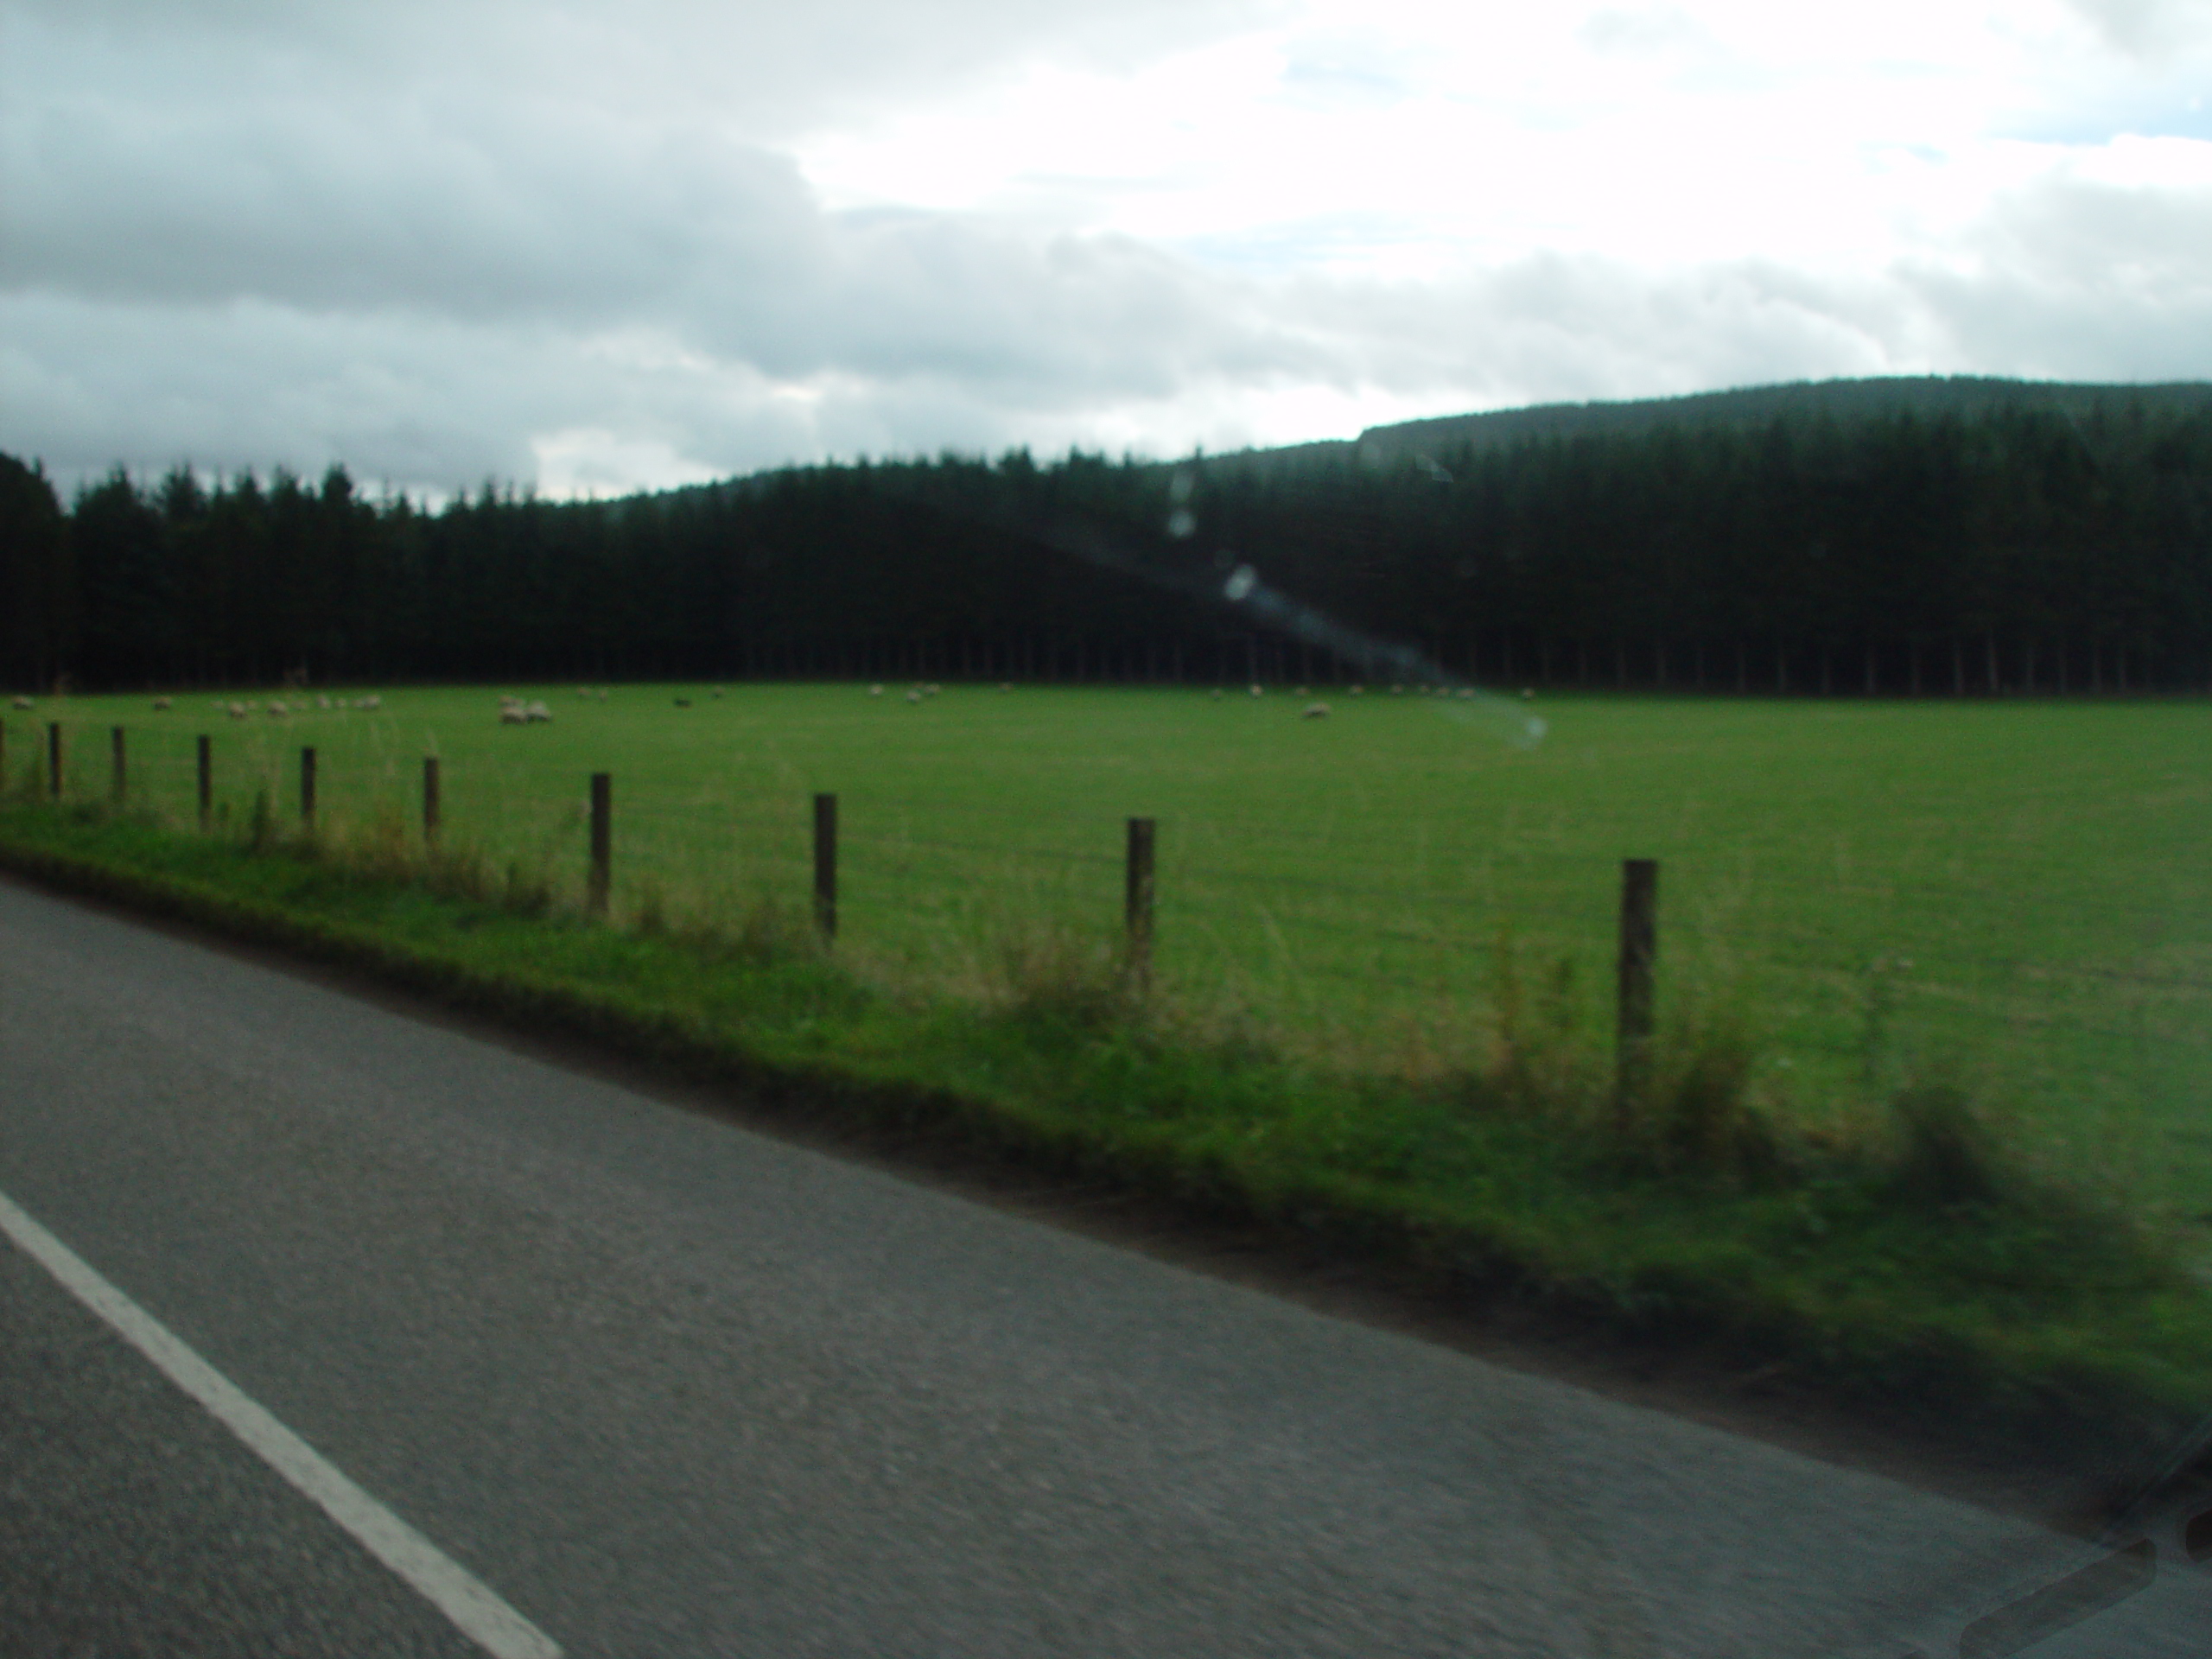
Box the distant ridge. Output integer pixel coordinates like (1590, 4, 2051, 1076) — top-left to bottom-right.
(1186, 377, 2212, 477)
(1351, 375, 2212, 463)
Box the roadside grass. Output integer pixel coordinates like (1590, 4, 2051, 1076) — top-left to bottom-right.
(3, 787, 2209, 1458)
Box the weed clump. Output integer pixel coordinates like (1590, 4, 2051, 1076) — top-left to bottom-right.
(1638, 1003, 1783, 1185)
(652, 889, 821, 967)
(245, 788, 277, 854)
(992, 918, 1142, 1033)
(1887, 1079, 2007, 1210)
(499, 858, 555, 917)
(1485, 932, 1599, 1118)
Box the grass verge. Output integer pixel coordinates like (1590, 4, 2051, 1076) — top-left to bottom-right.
(3, 796, 2208, 1468)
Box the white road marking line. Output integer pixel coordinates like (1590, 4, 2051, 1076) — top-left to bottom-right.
(0, 1188, 562, 1659)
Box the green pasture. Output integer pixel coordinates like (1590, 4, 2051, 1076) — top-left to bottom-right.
(14, 682, 2210, 1218)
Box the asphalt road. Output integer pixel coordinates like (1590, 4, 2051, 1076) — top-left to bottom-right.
(3, 873, 2207, 1657)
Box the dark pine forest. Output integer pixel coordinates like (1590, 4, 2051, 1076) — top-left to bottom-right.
(5, 376, 2210, 696)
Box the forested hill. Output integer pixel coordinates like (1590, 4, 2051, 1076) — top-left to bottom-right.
(1196, 376, 2212, 477)
(3, 376, 2209, 696)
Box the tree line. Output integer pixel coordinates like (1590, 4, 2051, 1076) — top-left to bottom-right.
(3, 385, 2209, 695)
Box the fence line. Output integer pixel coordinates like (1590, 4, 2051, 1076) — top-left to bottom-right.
(7, 719, 2207, 1123)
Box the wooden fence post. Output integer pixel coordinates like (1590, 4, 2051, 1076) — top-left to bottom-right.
(812, 792, 837, 941)
(197, 735, 213, 829)
(423, 755, 441, 847)
(1125, 817, 1156, 986)
(111, 727, 126, 804)
(1615, 858, 1659, 1126)
(48, 721, 61, 800)
(300, 746, 317, 828)
(588, 772, 611, 914)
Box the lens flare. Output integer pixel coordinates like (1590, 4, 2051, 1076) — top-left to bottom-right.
(1222, 563, 1545, 748)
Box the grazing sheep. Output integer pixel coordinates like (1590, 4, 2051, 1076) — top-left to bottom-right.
(151, 696, 172, 712)
(1249, 683, 1264, 696)
(577, 686, 591, 698)
(869, 684, 884, 696)
(1521, 687, 1535, 700)
(317, 696, 332, 710)
(674, 697, 692, 708)
(10, 695, 33, 710)
(999, 683, 1013, 692)
(905, 688, 923, 704)
(526, 701, 552, 722)
(1210, 687, 1224, 699)
(595, 690, 607, 702)
(1302, 702, 1332, 720)
(1457, 687, 1476, 699)
(227, 702, 247, 720)
(499, 705, 526, 725)
(268, 700, 289, 717)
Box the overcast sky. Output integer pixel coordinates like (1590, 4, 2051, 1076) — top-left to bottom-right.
(3, 0, 2209, 496)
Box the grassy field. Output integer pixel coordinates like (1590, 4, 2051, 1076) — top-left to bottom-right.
(11, 680, 2210, 1223)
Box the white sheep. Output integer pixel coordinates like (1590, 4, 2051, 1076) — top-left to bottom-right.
(1348, 685, 1363, 696)
(499, 705, 526, 725)
(577, 686, 592, 698)
(869, 684, 884, 696)
(317, 696, 332, 710)
(1303, 702, 1332, 720)
(1249, 683, 1264, 696)
(151, 696, 172, 711)
(359, 695, 383, 710)
(526, 701, 551, 722)
(905, 688, 923, 704)
(10, 695, 33, 710)
(268, 700, 289, 717)
(227, 702, 247, 720)
(1457, 687, 1476, 699)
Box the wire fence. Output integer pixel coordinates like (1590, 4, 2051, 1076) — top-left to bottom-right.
(6, 702, 2208, 1205)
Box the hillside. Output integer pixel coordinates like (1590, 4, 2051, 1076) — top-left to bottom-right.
(1192, 376, 2212, 476)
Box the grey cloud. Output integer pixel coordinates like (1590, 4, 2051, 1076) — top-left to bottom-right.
(0, 296, 567, 487)
(2063, 0, 2212, 55)
(1897, 173, 2212, 377)
(1272, 255, 1917, 410)
(4, 90, 822, 324)
(1576, 8, 1719, 61)
(2, 0, 1282, 137)
(3, 61, 1320, 408)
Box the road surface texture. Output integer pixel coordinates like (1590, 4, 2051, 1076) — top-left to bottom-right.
(3, 873, 2207, 1656)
